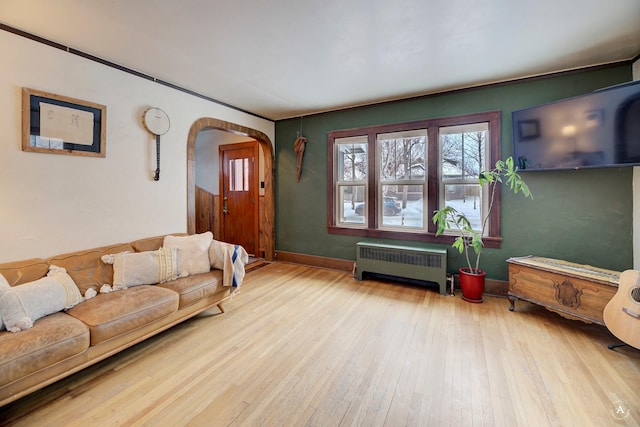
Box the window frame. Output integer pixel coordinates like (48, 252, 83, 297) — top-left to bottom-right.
(376, 129, 428, 232)
(334, 136, 369, 228)
(327, 111, 502, 248)
(438, 121, 491, 237)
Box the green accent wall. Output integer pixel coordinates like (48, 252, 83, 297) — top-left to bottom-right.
(275, 64, 634, 281)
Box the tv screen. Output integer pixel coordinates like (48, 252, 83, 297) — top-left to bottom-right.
(512, 80, 640, 171)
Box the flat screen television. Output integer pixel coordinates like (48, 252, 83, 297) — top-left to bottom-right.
(512, 79, 640, 171)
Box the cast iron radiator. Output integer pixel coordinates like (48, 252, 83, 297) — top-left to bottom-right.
(356, 241, 447, 295)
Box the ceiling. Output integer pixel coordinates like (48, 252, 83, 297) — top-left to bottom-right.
(2, 0, 640, 121)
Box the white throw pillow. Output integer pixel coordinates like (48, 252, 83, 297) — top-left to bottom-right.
(163, 232, 213, 276)
(101, 247, 180, 290)
(0, 266, 83, 332)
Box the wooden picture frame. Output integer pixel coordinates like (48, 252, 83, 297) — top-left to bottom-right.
(22, 87, 106, 157)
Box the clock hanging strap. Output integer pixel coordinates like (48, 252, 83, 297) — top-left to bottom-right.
(154, 134, 161, 181)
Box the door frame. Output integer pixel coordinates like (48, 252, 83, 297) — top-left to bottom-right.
(186, 117, 275, 261)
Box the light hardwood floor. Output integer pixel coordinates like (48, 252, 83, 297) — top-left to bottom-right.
(1, 262, 639, 426)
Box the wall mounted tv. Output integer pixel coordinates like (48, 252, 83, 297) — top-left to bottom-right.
(512, 80, 640, 171)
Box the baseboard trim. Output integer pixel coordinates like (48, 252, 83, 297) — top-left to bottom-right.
(451, 274, 508, 297)
(275, 251, 355, 273)
(275, 250, 509, 296)
(483, 278, 509, 297)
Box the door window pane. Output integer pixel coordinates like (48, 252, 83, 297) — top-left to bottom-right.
(229, 158, 249, 192)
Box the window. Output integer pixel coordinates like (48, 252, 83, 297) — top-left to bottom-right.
(335, 136, 368, 225)
(328, 111, 501, 247)
(439, 122, 489, 233)
(376, 130, 427, 230)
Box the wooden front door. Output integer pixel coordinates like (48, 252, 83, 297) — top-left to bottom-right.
(220, 141, 259, 256)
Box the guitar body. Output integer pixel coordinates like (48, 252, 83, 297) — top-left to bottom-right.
(603, 269, 640, 349)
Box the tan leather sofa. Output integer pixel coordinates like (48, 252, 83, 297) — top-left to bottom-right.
(0, 234, 236, 407)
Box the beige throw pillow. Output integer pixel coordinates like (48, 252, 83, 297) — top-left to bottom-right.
(163, 232, 213, 277)
(101, 247, 179, 290)
(0, 266, 83, 332)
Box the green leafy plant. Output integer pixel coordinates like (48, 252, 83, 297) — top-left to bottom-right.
(432, 156, 532, 273)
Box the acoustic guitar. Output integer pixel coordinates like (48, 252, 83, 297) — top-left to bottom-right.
(603, 269, 640, 350)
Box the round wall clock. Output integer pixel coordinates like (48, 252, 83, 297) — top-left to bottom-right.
(142, 107, 170, 136)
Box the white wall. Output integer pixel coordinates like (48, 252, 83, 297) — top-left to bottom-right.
(634, 57, 640, 269)
(0, 30, 274, 262)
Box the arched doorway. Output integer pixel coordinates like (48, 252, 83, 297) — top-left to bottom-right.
(186, 117, 275, 261)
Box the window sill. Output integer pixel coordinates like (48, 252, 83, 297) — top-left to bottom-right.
(327, 225, 503, 249)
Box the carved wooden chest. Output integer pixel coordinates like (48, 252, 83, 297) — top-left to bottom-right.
(507, 256, 620, 325)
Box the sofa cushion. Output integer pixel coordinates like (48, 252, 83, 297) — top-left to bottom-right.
(157, 270, 223, 308)
(163, 232, 212, 276)
(0, 258, 49, 287)
(0, 266, 84, 332)
(0, 274, 8, 330)
(48, 243, 134, 296)
(0, 312, 89, 387)
(66, 285, 179, 346)
(101, 247, 180, 290)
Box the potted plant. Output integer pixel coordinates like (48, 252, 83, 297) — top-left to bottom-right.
(432, 156, 532, 303)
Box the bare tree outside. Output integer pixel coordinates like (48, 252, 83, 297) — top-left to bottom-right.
(331, 117, 493, 233)
(379, 136, 426, 209)
(441, 126, 488, 230)
(441, 131, 485, 179)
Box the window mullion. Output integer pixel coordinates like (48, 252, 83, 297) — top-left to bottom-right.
(427, 126, 439, 234)
(368, 131, 378, 228)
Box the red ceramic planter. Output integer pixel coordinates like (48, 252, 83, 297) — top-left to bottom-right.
(459, 267, 486, 303)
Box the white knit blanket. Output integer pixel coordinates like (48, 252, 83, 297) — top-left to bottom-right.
(208, 240, 249, 288)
